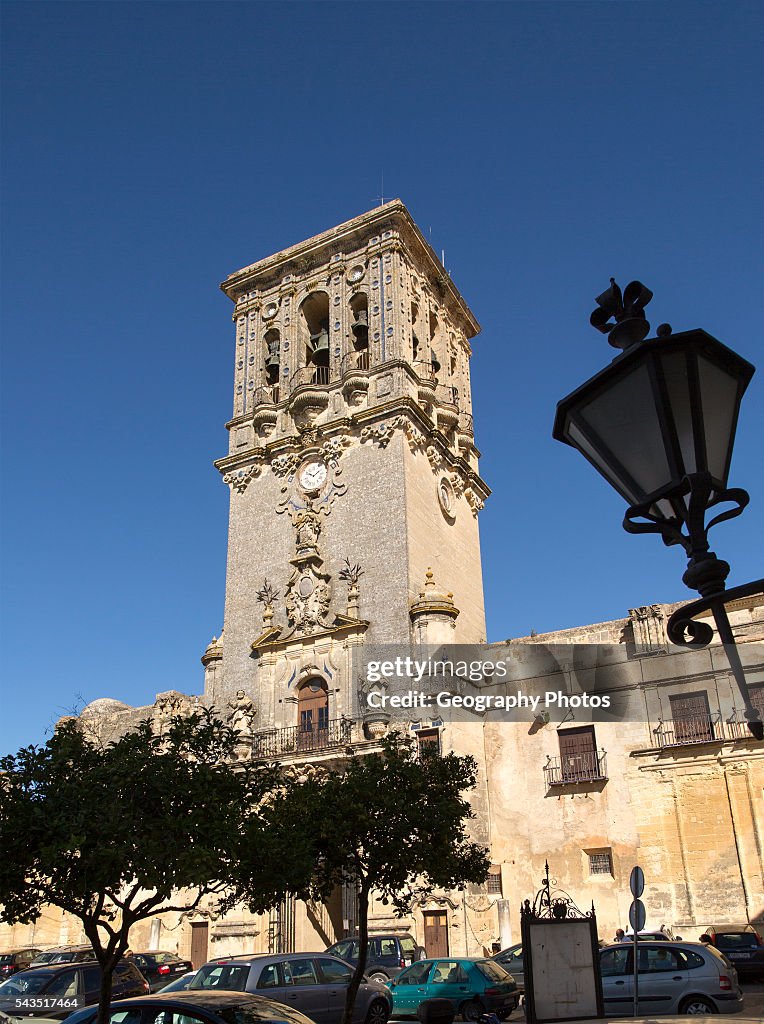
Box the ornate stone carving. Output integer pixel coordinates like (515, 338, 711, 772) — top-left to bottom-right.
(223, 462, 262, 493)
(227, 689, 256, 737)
(464, 488, 484, 518)
(282, 763, 329, 784)
(360, 423, 395, 448)
(256, 580, 279, 627)
(629, 604, 668, 653)
(294, 501, 321, 555)
(321, 435, 351, 465)
(285, 563, 332, 634)
(395, 416, 427, 452)
(271, 453, 301, 478)
(449, 472, 466, 499)
(339, 557, 364, 617)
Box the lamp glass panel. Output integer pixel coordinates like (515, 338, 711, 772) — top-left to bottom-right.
(656, 350, 696, 477)
(697, 354, 740, 486)
(566, 420, 638, 504)
(577, 362, 672, 503)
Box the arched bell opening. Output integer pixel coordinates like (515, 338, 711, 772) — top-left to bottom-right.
(349, 292, 369, 369)
(429, 310, 442, 377)
(264, 328, 281, 396)
(297, 677, 329, 750)
(300, 292, 330, 384)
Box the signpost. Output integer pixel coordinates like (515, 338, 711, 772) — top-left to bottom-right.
(629, 867, 645, 1016)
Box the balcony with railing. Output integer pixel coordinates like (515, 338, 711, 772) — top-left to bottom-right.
(543, 749, 608, 787)
(340, 351, 371, 375)
(289, 364, 332, 390)
(652, 711, 762, 748)
(251, 717, 353, 759)
(253, 384, 281, 406)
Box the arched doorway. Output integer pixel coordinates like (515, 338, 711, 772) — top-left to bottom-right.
(297, 678, 329, 750)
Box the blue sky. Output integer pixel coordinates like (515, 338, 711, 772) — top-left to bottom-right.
(1, 0, 762, 753)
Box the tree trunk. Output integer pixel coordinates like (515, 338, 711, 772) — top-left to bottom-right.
(343, 884, 370, 1024)
(97, 962, 116, 1024)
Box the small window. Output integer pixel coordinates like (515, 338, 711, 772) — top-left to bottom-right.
(315, 958, 352, 984)
(282, 958, 319, 986)
(397, 962, 431, 986)
(638, 947, 682, 973)
(589, 851, 613, 875)
(748, 684, 764, 719)
(256, 963, 280, 989)
(487, 865, 503, 895)
(417, 729, 441, 755)
(600, 948, 629, 977)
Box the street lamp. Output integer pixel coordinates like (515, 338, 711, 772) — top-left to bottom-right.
(553, 280, 763, 738)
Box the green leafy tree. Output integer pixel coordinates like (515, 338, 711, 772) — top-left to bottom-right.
(0, 711, 276, 1024)
(236, 732, 490, 1024)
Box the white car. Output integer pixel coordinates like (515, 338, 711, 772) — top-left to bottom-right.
(600, 940, 744, 1016)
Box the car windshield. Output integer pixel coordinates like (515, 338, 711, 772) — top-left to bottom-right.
(0, 972, 52, 995)
(190, 963, 250, 991)
(0, 957, 13, 964)
(476, 961, 509, 982)
(716, 933, 757, 947)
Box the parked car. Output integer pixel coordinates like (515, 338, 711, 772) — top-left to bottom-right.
(324, 935, 425, 984)
(388, 957, 519, 1021)
(0, 950, 41, 978)
(0, 959, 149, 1018)
(699, 926, 764, 981)
(47, 990, 318, 1024)
(624, 929, 682, 942)
(29, 947, 95, 968)
(189, 953, 391, 1024)
(491, 944, 524, 993)
(159, 970, 197, 993)
(131, 952, 194, 992)
(599, 940, 744, 1016)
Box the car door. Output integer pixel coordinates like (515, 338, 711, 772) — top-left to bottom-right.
(599, 947, 632, 1014)
(428, 960, 470, 1010)
(634, 945, 688, 1013)
(315, 956, 354, 1024)
(390, 961, 433, 1016)
(279, 956, 329, 1024)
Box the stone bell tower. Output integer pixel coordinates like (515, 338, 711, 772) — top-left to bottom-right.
(207, 201, 489, 736)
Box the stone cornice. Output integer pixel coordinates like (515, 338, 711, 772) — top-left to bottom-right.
(220, 200, 480, 339)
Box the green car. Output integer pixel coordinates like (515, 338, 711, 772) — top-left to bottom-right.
(388, 957, 519, 1021)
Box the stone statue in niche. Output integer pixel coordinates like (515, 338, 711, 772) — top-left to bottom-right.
(294, 501, 321, 554)
(227, 689, 257, 736)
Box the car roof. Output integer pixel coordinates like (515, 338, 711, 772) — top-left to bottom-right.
(17, 960, 101, 974)
(600, 940, 709, 950)
(204, 953, 341, 964)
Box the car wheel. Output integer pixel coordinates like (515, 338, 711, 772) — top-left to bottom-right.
(365, 999, 390, 1024)
(368, 972, 390, 984)
(679, 996, 716, 1015)
(461, 999, 484, 1022)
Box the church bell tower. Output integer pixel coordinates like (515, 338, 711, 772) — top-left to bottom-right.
(206, 201, 489, 742)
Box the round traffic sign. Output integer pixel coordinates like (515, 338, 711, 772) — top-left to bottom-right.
(630, 866, 645, 898)
(629, 898, 646, 932)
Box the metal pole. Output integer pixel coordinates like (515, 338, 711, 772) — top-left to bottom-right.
(710, 597, 760, 729)
(633, 930, 638, 1017)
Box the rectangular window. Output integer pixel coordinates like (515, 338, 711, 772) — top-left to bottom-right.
(748, 684, 764, 719)
(670, 691, 713, 743)
(558, 726, 599, 781)
(417, 729, 441, 755)
(487, 865, 503, 895)
(589, 851, 613, 875)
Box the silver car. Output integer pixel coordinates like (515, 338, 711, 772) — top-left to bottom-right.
(189, 953, 391, 1024)
(600, 941, 744, 1015)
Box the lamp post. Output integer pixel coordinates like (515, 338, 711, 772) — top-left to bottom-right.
(553, 280, 763, 739)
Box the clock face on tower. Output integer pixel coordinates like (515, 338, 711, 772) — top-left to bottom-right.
(299, 460, 327, 493)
